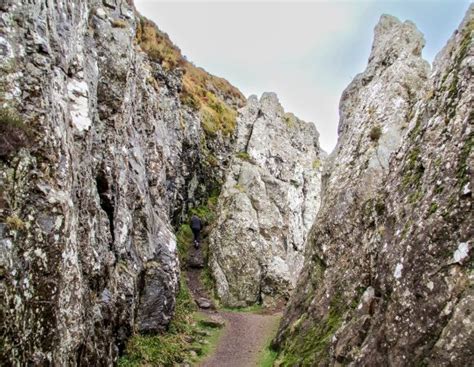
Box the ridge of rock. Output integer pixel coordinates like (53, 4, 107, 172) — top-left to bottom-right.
(273, 7, 473, 365)
(0, 0, 243, 364)
(209, 93, 323, 307)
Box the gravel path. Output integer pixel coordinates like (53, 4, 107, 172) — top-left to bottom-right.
(199, 311, 280, 367)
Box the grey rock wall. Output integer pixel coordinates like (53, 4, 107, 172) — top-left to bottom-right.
(0, 0, 242, 365)
(209, 93, 323, 307)
(274, 7, 473, 366)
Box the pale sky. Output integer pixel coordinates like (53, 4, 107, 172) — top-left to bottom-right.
(134, 0, 471, 152)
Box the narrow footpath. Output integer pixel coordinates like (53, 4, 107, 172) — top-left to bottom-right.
(199, 311, 280, 367)
(186, 245, 281, 367)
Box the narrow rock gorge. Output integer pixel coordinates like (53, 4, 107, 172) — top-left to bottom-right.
(0, 0, 472, 366)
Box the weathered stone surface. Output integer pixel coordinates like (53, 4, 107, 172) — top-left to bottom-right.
(0, 0, 243, 365)
(195, 297, 213, 309)
(209, 93, 323, 307)
(274, 8, 473, 366)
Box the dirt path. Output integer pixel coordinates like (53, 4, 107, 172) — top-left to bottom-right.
(198, 311, 280, 367)
(186, 246, 281, 367)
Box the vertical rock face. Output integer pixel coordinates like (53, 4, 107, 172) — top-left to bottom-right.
(0, 0, 243, 365)
(209, 93, 323, 307)
(274, 8, 473, 366)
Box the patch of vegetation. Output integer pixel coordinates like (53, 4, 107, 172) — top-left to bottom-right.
(135, 17, 184, 70)
(256, 316, 281, 367)
(221, 304, 263, 313)
(408, 114, 423, 141)
(408, 189, 423, 204)
(456, 130, 473, 188)
(189, 194, 219, 225)
(118, 278, 195, 366)
(0, 108, 31, 158)
(200, 266, 216, 298)
(111, 19, 128, 28)
(200, 100, 238, 136)
(119, 280, 223, 366)
(236, 151, 251, 161)
(276, 293, 346, 366)
(369, 125, 382, 142)
(259, 347, 278, 367)
(401, 147, 424, 189)
(312, 159, 321, 170)
(429, 202, 438, 215)
(135, 16, 245, 137)
(6, 215, 25, 231)
(283, 113, 297, 128)
(176, 224, 193, 263)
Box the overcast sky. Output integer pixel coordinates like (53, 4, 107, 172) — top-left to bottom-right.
(134, 0, 471, 152)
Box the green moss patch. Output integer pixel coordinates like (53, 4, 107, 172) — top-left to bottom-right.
(276, 293, 346, 366)
(236, 151, 251, 161)
(457, 130, 473, 188)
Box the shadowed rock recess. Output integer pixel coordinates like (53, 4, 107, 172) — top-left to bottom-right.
(0, 1, 472, 366)
(273, 7, 473, 367)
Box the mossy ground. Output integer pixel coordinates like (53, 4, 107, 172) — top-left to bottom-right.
(118, 280, 223, 366)
(221, 304, 264, 313)
(256, 314, 281, 367)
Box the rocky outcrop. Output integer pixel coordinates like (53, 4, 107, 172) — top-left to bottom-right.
(209, 93, 323, 307)
(274, 8, 473, 366)
(0, 0, 243, 365)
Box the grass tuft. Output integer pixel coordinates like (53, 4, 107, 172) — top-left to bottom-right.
(369, 125, 382, 142)
(236, 151, 251, 161)
(0, 108, 31, 158)
(111, 19, 128, 28)
(118, 279, 223, 366)
(6, 215, 25, 231)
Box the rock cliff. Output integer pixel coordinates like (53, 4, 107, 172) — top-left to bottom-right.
(0, 0, 244, 365)
(209, 93, 323, 307)
(1, 0, 472, 365)
(274, 8, 473, 366)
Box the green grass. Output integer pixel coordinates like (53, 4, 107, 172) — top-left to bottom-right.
(259, 346, 278, 367)
(276, 293, 346, 366)
(176, 224, 193, 264)
(192, 313, 225, 364)
(221, 304, 263, 313)
(457, 130, 473, 188)
(236, 151, 251, 161)
(118, 279, 223, 367)
(256, 315, 281, 367)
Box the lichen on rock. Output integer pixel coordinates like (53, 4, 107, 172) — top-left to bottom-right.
(273, 6, 473, 366)
(209, 92, 323, 307)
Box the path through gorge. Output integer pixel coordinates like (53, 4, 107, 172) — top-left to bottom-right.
(186, 246, 281, 367)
